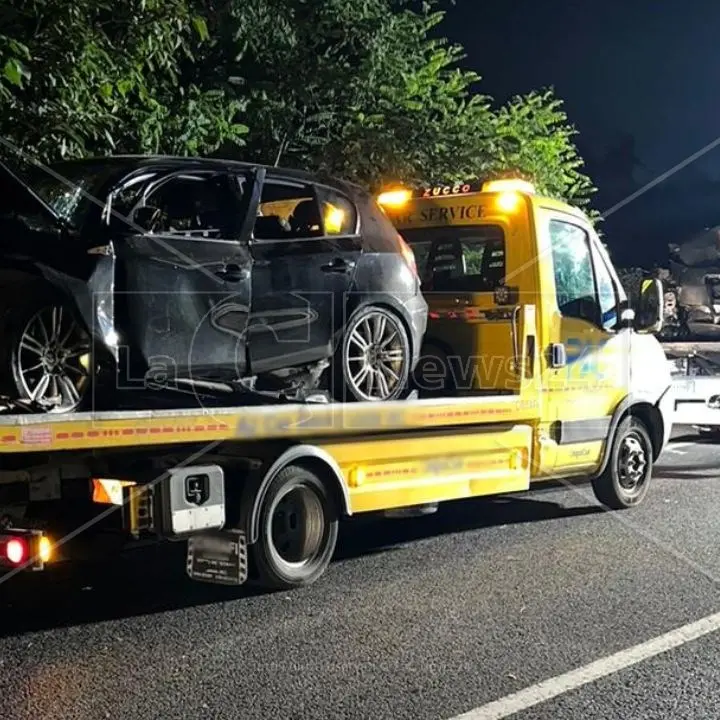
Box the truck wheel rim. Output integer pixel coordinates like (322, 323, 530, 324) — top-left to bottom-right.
(617, 433, 648, 492)
(345, 311, 406, 401)
(17, 305, 91, 412)
(268, 484, 325, 569)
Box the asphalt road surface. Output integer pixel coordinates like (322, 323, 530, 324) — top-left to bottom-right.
(1, 427, 720, 720)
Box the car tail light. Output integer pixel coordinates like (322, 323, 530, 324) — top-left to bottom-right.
(397, 233, 418, 278)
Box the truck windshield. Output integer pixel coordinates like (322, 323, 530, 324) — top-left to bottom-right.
(400, 225, 506, 291)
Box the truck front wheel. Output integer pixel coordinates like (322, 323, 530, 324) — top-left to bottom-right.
(592, 416, 653, 510)
(251, 464, 339, 590)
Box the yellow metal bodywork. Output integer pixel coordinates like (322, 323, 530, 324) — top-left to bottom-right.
(0, 372, 541, 453)
(322, 424, 532, 513)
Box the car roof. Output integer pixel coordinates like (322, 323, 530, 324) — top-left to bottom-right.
(51, 155, 363, 195)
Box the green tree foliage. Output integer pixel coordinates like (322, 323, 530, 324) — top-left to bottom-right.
(0, 0, 247, 159)
(0, 0, 595, 209)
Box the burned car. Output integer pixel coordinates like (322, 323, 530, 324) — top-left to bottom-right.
(0, 156, 427, 412)
(668, 225, 720, 338)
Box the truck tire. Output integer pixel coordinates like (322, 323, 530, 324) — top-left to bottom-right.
(592, 416, 653, 510)
(251, 464, 339, 590)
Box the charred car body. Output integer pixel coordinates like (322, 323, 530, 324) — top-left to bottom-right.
(668, 225, 720, 338)
(0, 156, 427, 412)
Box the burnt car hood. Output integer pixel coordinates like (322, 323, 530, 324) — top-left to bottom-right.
(0, 157, 63, 229)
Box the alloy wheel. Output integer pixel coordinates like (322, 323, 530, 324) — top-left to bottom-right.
(17, 305, 91, 412)
(344, 310, 407, 401)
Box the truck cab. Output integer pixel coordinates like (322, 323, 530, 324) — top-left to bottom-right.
(378, 178, 674, 485)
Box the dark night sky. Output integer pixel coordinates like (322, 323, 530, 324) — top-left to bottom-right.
(441, 0, 720, 266)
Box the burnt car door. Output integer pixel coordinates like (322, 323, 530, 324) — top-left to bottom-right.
(108, 167, 256, 391)
(245, 174, 361, 375)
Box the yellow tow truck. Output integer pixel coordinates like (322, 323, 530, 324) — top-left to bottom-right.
(0, 179, 673, 591)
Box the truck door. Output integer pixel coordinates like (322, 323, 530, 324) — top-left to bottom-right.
(539, 211, 630, 475)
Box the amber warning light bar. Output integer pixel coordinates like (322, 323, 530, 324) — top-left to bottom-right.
(377, 179, 536, 209)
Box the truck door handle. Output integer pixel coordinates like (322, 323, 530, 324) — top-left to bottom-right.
(549, 343, 567, 368)
(215, 263, 244, 282)
(321, 258, 355, 273)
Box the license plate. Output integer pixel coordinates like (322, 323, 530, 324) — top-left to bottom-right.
(186, 530, 248, 585)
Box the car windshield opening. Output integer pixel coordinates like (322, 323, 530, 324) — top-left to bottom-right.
(0, 158, 116, 227)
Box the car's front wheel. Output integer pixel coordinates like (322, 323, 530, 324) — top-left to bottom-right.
(3, 291, 93, 413)
(335, 305, 411, 402)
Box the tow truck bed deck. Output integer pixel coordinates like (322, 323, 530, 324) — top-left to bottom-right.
(0, 394, 541, 453)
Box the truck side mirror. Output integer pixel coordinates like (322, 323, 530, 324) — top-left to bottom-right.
(636, 278, 663, 333)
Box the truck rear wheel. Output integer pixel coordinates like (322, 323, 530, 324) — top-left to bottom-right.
(592, 416, 653, 510)
(251, 464, 338, 590)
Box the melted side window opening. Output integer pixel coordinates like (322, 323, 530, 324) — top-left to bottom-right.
(254, 180, 358, 240)
(118, 172, 244, 239)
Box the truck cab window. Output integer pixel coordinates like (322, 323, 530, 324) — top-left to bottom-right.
(401, 225, 505, 292)
(591, 240, 619, 331)
(549, 219, 599, 325)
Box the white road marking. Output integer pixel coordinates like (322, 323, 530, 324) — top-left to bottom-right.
(447, 610, 720, 720)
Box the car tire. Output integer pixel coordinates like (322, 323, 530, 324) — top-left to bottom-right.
(334, 305, 411, 402)
(251, 464, 339, 590)
(412, 343, 456, 397)
(591, 416, 653, 510)
(0, 286, 94, 413)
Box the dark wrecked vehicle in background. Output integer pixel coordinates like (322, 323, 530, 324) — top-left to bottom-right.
(668, 225, 720, 338)
(0, 155, 427, 413)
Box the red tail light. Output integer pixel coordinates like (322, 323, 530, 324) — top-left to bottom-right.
(397, 233, 418, 278)
(3, 538, 27, 565)
(0, 530, 52, 569)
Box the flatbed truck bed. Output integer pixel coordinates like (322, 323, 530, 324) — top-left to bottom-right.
(0, 394, 540, 453)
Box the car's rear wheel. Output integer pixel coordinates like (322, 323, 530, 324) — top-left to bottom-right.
(336, 305, 410, 402)
(3, 291, 93, 413)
